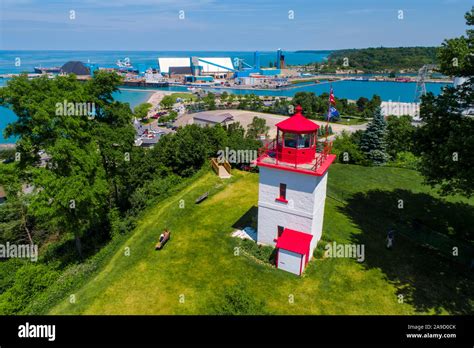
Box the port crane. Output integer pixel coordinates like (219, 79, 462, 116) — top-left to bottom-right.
(414, 64, 436, 102)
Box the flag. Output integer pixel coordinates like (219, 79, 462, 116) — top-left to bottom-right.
(328, 106, 340, 120)
(329, 87, 336, 105)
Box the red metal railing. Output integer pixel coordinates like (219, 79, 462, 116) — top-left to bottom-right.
(257, 140, 333, 172)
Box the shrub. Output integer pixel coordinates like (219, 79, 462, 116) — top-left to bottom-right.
(237, 238, 275, 264)
(0, 263, 59, 314)
(332, 131, 367, 165)
(389, 151, 421, 170)
(208, 284, 267, 315)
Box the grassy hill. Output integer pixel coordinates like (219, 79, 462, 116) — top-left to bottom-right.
(48, 164, 474, 315)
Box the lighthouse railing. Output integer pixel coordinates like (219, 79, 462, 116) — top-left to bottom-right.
(258, 139, 333, 173)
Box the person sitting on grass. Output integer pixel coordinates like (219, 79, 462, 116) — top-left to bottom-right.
(386, 228, 395, 249)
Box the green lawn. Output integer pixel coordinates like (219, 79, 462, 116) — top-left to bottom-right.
(170, 92, 197, 102)
(50, 164, 474, 315)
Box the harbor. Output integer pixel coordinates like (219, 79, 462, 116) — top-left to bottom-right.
(0, 49, 453, 146)
(0, 49, 452, 93)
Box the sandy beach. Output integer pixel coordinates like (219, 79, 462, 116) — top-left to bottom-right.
(146, 90, 175, 117)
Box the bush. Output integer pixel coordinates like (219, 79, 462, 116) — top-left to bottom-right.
(389, 151, 421, 170)
(129, 174, 183, 215)
(0, 263, 59, 314)
(332, 131, 367, 165)
(208, 284, 267, 315)
(0, 259, 25, 294)
(108, 208, 137, 238)
(237, 238, 275, 264)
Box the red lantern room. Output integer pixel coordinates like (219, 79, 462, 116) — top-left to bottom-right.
(256, 105, 336, 176)
(275, 105, 319, 165)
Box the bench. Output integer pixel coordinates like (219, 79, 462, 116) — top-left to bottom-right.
(195, 191, 209, 204)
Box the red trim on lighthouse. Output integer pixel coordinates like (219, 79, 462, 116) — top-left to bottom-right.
(299, 254, 304, 275)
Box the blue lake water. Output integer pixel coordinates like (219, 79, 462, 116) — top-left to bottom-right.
(0, 50, 451, 144)
(159, 80, 449, 102)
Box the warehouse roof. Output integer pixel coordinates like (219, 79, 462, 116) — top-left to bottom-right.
(158, 58, 190, 74)
(198, 57, 234, 73)
(158, 57, 234, 74)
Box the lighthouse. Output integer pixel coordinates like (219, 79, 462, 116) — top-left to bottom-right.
(255, 105, 336, 275)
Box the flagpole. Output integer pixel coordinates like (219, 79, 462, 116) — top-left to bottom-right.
(325, 84, 332, 149)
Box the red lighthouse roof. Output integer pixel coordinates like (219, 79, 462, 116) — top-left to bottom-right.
(276, 105, 319, 133)
(276, 228, 313, 258)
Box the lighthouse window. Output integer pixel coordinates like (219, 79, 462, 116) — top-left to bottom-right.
(279, 183, 287, 200)
(277, 226, 284, 237)
(298, 134, 311, 148)
(284, 133, 297, 148)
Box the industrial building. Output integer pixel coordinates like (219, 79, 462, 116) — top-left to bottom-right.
(157, 50, 288, 86)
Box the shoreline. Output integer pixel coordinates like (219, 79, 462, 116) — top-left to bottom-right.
(0, 143, 16, 149)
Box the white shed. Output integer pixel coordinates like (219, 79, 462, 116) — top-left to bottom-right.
(275, 228, 313, 276)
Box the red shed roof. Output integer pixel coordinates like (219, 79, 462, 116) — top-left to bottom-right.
(276, 105, 319, 133)
(276, 228, 313, 255)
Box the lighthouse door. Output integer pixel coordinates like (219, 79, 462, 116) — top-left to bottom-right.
(278, 249, 303, 275)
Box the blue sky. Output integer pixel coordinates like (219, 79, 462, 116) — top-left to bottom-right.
(0, 0, 471, 50)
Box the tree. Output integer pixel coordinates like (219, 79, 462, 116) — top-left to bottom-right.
(220, 91, 228, 102)
(246, 117, 269, 140)
(203, 92, 216, 110)
(415, 7, 474, 196)
(152, 125, 210, 177)
(133, 102, 152, 120)
(368, 94, 382, 112)
(292, 92, 318, 118)
(356, 97, 369, 112)
(160, 95, 174, 109)
(360, 107, 389, 165)
(0, 71, 128, 258)
(385, 116, 416, 159)
(0, 163, 34, 245)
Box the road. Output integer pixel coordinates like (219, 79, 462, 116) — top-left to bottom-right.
(175, 109, 367, 138)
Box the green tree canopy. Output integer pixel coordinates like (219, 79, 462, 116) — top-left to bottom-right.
(415, 7, 474, 197)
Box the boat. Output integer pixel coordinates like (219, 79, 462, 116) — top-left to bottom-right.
(352, 77, 369, 81)
(34, 66, 61, 74)
(116, 58, 133, 69)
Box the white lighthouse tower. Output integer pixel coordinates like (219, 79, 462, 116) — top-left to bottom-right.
(255, 105, 336, 275)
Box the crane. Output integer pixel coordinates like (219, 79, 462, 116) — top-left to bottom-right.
(414, 64, 436, 102)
